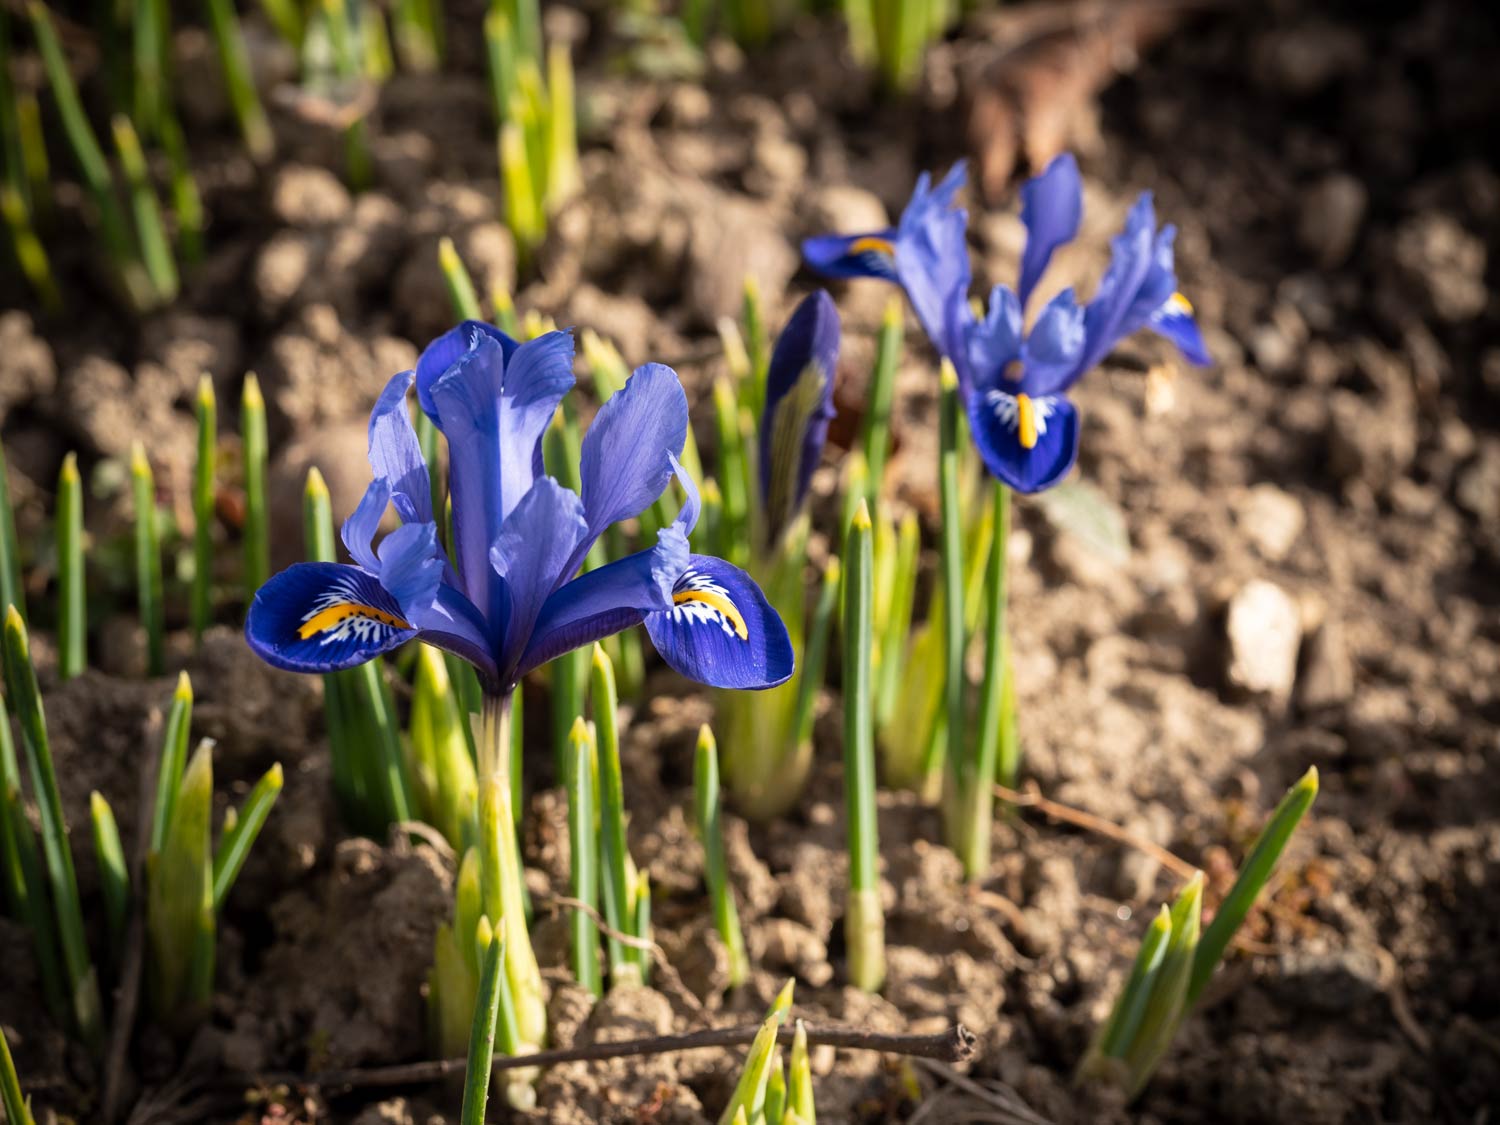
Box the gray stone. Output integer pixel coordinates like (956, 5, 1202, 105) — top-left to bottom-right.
(1236, 484, 1306, 562)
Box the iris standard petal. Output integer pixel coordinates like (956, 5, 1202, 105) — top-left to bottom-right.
(801, 231, 900, 281)
(895, 162, 970, 357)
(1018, 288, 1088, 396)
(1018, 154, 1083, 310)
(579, 362, 687, 535)
(414, 320, 519, 422)
(644, 555, 794, 690)
(246, 562, 417, 674)
(368, 370, 434, 526)
(341, 478, 390, 574)
(373, 521, 446, 616)
(1076, 197, 1160, 377)
(516, 523, 688, 681)
(759, 291, 839, 541)
(955, 285, 1024, 398)
(489, 475, 589, 675)
(1149, 292, 1212, 367)
(968, 387, 1079, 494)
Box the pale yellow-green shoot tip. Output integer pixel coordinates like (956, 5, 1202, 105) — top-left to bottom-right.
(130, 440, 150, 476)
(939, 357, 959, 391)
(824, 555, 841, 584)
(1297, 765, 1320, 794)
(568, 715, 591, 744)
(772, 976, 795, 1014)
(174, 669, 193, 701)
(242, 372, 263, 408)
(266, 762, 285, 789)
(5, 601, 25, 635)
(882, 293, 903, 326)
(305, 466, 329, 500)
(437, 235, 460, 268)
(852, 497, 872, 531)
(197, 372, 215, 407)
(60, 450, 79, 482)
(696, 723, 716, 753)
(591, 642, 611, 671)
(89, 790, 110, 816)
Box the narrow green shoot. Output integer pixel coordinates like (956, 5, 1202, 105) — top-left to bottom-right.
(566, 717, 601, 996)
(28, 1, 152, 309)
(409, 645, 480, 851)
(1189, 767, 1320, 1004)
(438, 236, 484, 320)
(192, 375, 217, 642)
(765, 1050, 787, 1125)
(711, 378, 751, 568)
(843, 499, 884, 992)
(545, 42, 580, 208)
(393, 0, 443, 71)
(0, 187, 60, 312)
(323, 0, 371, 190)
(90, 791, 130, 957)
(111, 114, 178, 303)
(719, 979, 795, 1125)
(873, 511, 919, 733)
(256, 0, 305, 46)
(55, 453, 85, 680)
(932, 360, 964, 785)
(592, 644, 642, 985)
(1090, 905, 1171, 1064)
(861, 296, 904, 504)
(500, 121, 543, 263)
(0, 692, 66, 1022)
(740, 277, 768, 418)
(791, 556, 840, 752)
(461, 926, 505, 1125)
(132, 0, 170, 138)
(204, 0, 274, 162)
(150, 672, 194, 856)
(1120, 873, 1203, 1095)
(787, 1020, 815, 1122)
(146, 738, 215, 1022)
(0, 1021, 36, 1125)
(131, 442, 165, 676)
(694, 725, 748, 989)
(211, 762, 283, 910)
(0, 434, 27, 622)
(241, 374, 270, 598)
(2, 607, 104, 1049)
(160, 115, 204, 264)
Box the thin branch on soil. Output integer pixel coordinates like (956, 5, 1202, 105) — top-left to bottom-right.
(234, 1023, 976, 1094)
(994, 780, 1201, 884)
(102, 707, 167, 1123)
(915, 1059, 1055, 1125)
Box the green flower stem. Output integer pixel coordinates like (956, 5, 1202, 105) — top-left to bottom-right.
(477, 692, 546, 1058)
(952, 481, 1009, 879)
(0, 1018, 35, 1125)
(111, 114, 177, 304)
(843, 499, 884, 992)
(461, 926, 505, 1125)
(90, 791, 130, 957)
(591, 644, 641, 984)
(791, 556, 840, 752)
(1187, 767, 1319, 1005)
(211, 762, 283, 910)
(0, 434, 26, 622)
(694, 724, 748, 989)
(241, 374, 269, 599)
(192, 375, 216, 642)
(930, 362, 964, 786)
(566, 717, 601, 996)
(2, 607, 103, 1050)
(56, 453, 85, 680)
(861, 296, 904, 505)
(204, 0, 274, 162)
(0, 692, 64, 1022)
(130, 443, 165, 676)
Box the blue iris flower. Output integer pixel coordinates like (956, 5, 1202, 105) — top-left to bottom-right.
(802, 164, 970, 358)
(246, 321, 795, 695)
(948, 154, 1212, 493)
(758, 289, 840, 547)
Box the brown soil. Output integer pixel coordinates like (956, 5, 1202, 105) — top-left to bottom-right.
(2, 0, 1498, 1121)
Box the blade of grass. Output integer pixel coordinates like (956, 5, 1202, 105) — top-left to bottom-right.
(2, 607, 104, 1049)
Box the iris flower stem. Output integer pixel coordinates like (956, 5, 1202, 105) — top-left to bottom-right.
(591, 644, 641, 983)
(0, 435, 23, 622)
(2, 608, 104, 1051)
(477, 691, 546, 1058)
(192, 376, 216, 643)
(861, 297, 904, 506)
(930, 362, 964, 786)
(131, 443, 165, 676)
(56, 453, 86, 680)
(953, 481, 1009, 879)
(843, 500, 884, 992)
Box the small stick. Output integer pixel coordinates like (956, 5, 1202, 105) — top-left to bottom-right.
(994, 780, 1200, 885)
(237, 1022, 976, 1094)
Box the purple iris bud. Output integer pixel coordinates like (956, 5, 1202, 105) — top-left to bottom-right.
(946, 154, 1212, 494)
(802, 162, 970, 358)
(246, 322, 794, 694)
(759, 290, 840, 547)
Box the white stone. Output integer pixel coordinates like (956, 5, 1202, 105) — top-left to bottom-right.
(1226, 579, 1303, 701)
(1236, 484, 1307, 562)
